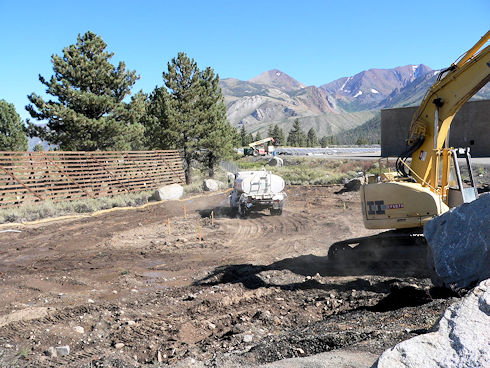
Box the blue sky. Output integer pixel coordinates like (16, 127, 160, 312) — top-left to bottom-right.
(0, 0, 488, 122)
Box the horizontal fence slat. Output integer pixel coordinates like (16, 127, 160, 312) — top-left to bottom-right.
(0, 150, 184, 208)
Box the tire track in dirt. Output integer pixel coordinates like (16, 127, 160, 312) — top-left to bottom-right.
(217, 211, 313, 239)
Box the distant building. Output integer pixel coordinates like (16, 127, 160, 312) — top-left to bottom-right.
(381, 99, 490, 158)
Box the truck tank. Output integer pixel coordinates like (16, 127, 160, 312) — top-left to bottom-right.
(233, 171, 285, 195)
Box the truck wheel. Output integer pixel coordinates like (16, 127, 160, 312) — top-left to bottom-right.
(238, 203, 248, 218)
(270, 208, 282, 216)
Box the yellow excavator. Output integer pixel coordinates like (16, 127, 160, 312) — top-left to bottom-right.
(328, 31, 490, 273)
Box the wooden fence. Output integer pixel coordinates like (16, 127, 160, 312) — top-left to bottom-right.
(0, 150, 184, 208)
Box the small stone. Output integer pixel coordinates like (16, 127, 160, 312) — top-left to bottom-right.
(74, 326, 84, 334)
(208, 322, 216, 330)
(115, 343, 125, 349)
(127, 320, 136, 326)
(87, 299, 95, 304)
(130, 289, 138, 293)
(55, 345, 70, 356)
(45, 346, 57, 357)
(157, 351, 163, 362)
(297, 347, 305, 354)
(243, 334, 253, 343)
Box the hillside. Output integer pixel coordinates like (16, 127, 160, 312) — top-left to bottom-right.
(320, 64, 433, 111)
(221, 65, 489, 140)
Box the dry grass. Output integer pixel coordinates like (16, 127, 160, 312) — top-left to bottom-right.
(0, 191, 153, 224)
(236, 157, 382, 185)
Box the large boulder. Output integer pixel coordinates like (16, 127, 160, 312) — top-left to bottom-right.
(268, 157, 283, 167)
(335, 177, 366, 194)
(424, 193, 490, 290)
(372, 279, 490, 368)
(203, 179, 222, 192)
(152, 183, 184, 201)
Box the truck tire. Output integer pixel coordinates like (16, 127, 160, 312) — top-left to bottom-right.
(270, 208, 282, 216)
(238, 203, 249, 218)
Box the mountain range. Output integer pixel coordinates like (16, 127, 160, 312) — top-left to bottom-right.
(220, 65, 490, 142)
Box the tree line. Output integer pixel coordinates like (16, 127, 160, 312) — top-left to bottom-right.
(0, 31, 378, 183)
(239, 118, 351, 148)
(1, 31, 237, 184)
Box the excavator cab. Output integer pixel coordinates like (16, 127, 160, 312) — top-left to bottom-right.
(447, 147, 478, 207)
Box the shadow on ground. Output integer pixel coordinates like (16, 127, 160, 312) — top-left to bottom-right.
(198, 206, 274, 219)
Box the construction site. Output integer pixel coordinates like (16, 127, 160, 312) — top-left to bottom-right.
(0, 182, 472, 367)
(0, 24, 489, 368)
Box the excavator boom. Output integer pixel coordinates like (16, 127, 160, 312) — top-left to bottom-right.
(361, 31, 489, 230)
(407, 31, 490, 187)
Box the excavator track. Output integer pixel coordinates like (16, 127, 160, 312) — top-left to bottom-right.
(327, 230, 430, 278)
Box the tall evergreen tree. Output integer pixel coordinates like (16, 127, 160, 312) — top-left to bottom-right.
(0, 100, 28, 151)
(145, 53, 235, 182)
(274, 125, 285, 146)
(246, 133, 254, 145)
(197, 67, 237, 177)
(306, 128, 318, 147)
(26, 31, 145, 151)
(254, 131, 262, 142)
(240, 125, 248, 147)
(268, 124, 285, 146)
(320, 136, 329, 148)
(267, 125, 274, 138)
(287, 119, 306, 147)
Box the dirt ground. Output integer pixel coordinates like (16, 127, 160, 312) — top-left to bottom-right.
(0, 185, 460, 367)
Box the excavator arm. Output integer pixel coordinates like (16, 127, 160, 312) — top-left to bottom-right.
(362, 31, 489, 230)
(403, 31, 490, 188)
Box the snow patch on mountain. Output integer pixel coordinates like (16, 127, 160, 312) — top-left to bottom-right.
(340, 77, 351, 91)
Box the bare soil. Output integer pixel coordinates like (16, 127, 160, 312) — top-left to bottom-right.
(0, 186, 458, 367)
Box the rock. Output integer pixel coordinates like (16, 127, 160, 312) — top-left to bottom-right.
(243, 334, 253, 343)
(203, 179, 222, 192)
(74, 326, 84, 334)
(152, 184, 184, 201)
(226, 172, 235, 185)
(268, 157, 283, 167)
(114, 342, 125, 349)
(344, 178, 362, 191)
(372, 279, 490, 368)
(335, 177, 365, 194)
(424, 193, 490, 290)
(55, 345, 70, 356)
(45, 346, 57, 357)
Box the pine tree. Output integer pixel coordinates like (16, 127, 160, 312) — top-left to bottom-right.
(33, 143, 44, 152)
(356, 136, 368, 145)
(306, 128, 318, 147)
(270, 124, 285, 146)
(146, 53, 235, 182)
(246, 133, 254, 145)
(254, 131, 262, 141)
(240, 125, 248, 147)
(267, 125, 274, 138)
(26, 31, 145, 151)
(0, 100, 28, 151)
(197, 67, 237, 177)
(287, 119, 306, 147)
